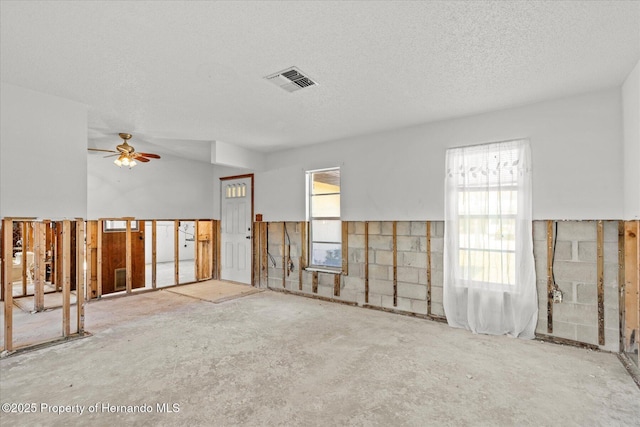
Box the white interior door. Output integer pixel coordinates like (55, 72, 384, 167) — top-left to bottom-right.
(221, 176, 252, 284)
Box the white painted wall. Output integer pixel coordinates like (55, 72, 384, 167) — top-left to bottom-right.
(87, 152, 214, 219)
(259, 88, 624, 221)
(0, 83, 88, 218)
(622, 59, 640, 220)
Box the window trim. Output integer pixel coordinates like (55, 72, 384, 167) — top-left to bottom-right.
(306, 167, 341, 271)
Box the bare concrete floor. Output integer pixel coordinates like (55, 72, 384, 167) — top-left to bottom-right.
(1, 290, 639, 426)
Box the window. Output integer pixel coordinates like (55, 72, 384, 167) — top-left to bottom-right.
(307, 168, 341, 269)
(443, 139, 538, 338)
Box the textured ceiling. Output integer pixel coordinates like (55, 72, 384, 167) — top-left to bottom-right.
(1, 0, 639, 154)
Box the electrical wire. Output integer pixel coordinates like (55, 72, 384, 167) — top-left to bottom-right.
(551, 221, 559, 292)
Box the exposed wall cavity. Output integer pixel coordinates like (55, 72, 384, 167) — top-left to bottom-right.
(259, 220, 621, 352)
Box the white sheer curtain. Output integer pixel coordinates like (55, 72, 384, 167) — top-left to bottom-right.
(443, 139, 537, 339)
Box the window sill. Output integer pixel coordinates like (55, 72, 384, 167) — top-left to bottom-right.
(305, 267, 343, 275)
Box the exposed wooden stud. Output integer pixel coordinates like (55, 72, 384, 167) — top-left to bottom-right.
(426, 221, 432, 316)
(269, 285, 358, 307)
(174, 220, 180, 285)
(546, 220, 554, 334)
(85, 221, 94, 301)
(334, 273, 341, 297)
(393, 221, 397, 307)
(214, 220, 217, 279)
(34, 222, 46, 312)
(624, 221, 639, 356)
(126, 219, 133, 293)
(282, 222, 286, 288)
(195, 220, 200, 281)
(365, 221, 369, 304)
(260, 222, 268, 287)
(252, 221, 258, 286)
(76, 220, 85, 333)
(299, 221, 306, 291)
(215, 220, 222, 280)
(97, 220, 103, 298)
(3, 218, 14, 351)
(152, 220, 157, 288)
(62, 220, 71, 337)
(618, 221, 626, 353)
(597, 220, 605, 346)
(342, 221, 349, 275)
(312, 271, 318, 294)
(637, 221, 640, 360)
(21, 222, 27, 296)
(54, 222, 61, 292)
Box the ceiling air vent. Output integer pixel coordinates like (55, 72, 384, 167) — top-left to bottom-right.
(264, 67, 317, 93)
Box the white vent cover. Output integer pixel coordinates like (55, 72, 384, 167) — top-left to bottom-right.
(264, 67, 317, 93)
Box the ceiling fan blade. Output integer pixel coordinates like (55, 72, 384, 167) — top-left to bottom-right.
(133, 155, 150, 162)
(103, 153, 120, 158)
(89, 148, 118, 153)
(137, 152, 161, 159)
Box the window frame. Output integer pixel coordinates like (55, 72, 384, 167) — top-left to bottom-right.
(306, 167, 341, 271)
(451, 144, 521, 288)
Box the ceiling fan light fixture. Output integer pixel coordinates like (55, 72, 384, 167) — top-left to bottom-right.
(129, 159, 137, 168)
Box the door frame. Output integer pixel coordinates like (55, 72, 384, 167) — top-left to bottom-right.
(219, 173, 255, 285)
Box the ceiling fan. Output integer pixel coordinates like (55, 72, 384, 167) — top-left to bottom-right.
(88, 133, 161, 168)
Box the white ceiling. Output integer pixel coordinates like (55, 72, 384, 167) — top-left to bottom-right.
(1, 0, 639, 154)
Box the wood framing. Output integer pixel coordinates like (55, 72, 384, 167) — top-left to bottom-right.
(174, 220, 180, 285)
(85, 221, 97, 301)
(597, 220, 605, 346)
(393, 221, 397, 307)
(97, 220, 103, 298)
(618, 221, 626, 353)
(76, 220, 85, 333)
(365, 221, 369, 304)
(151, 220, 157, 288)
(126, 219, 133, 294)
(547, 220, 554, 334)
(334, 273, 340, 297)
(62, 220, 71, 337)
(21, 222, 27, 295)
(215, 220, 221, 280)
(312, 271, 318, 294)
(33, 222, 46, 312)
(3, 218, 13, 351)
(426, 221, 432, 316)
(260, 222, 268, 288)
(282, 222, 286, 288)
(342, 221, 349, 275)
(299, 221, 306, 290)
(624, 221, 639, 357)
(195, 220, 200, 281)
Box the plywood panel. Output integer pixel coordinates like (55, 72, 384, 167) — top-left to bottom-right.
(100, 221, 145, 294)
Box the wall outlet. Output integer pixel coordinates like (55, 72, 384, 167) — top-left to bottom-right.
(553, 289, 563, 303)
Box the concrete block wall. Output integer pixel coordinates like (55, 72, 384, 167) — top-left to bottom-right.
(262, 220, 620, 351)
(533, 221, 620, 351)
